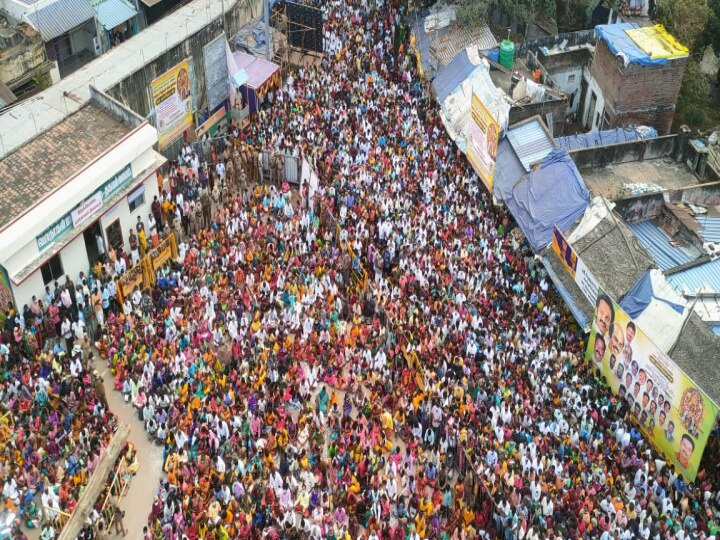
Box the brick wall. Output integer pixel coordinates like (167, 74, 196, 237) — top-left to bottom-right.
(509, 98, 568, 135)
(611, 109, 677, 134)
(590, 39, 687, 134)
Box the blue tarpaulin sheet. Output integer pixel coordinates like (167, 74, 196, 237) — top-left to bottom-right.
(433, 50, 476, 103)
(620, 271, 654, 318)
(596, 23, 668, 66)
(556, 126, 658, 151)
(493, 138, 526, 202)
(505, 149, 590, 251)
(621, 270, 686, 318)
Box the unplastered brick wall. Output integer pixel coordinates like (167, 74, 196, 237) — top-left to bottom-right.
(590, 39, 687, 134)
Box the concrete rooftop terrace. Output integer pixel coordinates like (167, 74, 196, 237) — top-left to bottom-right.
(0, 103, 129, 229)
(0, 0, 256, 158)
(581, 158, 701, 200)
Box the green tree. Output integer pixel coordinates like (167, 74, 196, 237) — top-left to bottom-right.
(456, 0, 493, 23)
(701, 0, 720, 54)
(455, 0, 556, 25)
(675, 59, 714, 129)
(656, 0, 711, 49)
(499, 0, 556, 21)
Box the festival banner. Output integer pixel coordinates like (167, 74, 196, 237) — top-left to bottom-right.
(586, 287, 718, 481)
(551, 225, 601, 307)
(0, 264, 15, 324)
(196, 105, 229, 139)
(466, 92, 499, 192)
(151, 59, 193, 150)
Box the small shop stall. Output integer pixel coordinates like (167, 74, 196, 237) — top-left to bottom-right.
(230, 51, 281, 117)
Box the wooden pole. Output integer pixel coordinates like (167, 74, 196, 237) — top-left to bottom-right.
(58, 423, 131, 540)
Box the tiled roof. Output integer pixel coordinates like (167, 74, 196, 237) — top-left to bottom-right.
(0, 103, 130, 230)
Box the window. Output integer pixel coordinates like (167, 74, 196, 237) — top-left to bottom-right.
(128, 185, 145, 212)
(40, 254, 64, 285)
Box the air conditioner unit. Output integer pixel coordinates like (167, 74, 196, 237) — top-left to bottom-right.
(93, 36, 102, 56)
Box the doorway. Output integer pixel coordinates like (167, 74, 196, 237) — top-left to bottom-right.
(586, 91, 597, 130)
(83, 220, 105, 266)
(105, 219, 124, 254)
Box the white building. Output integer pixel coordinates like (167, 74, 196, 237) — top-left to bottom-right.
(0, 86, 166, 310)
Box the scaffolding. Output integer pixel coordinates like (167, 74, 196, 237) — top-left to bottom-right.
(269, 3, 323, 69)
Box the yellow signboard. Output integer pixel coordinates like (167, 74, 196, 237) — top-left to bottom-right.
(151, 59, 193, 149)
(466, 93, 499, 192)
(152, 245, 172, 271)
(586, 288, 718, 481)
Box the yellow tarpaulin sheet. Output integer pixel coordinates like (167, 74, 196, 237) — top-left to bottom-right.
(625, 24, 689, 60)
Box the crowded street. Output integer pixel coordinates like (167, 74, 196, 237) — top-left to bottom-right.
(1, 0, 720, 539)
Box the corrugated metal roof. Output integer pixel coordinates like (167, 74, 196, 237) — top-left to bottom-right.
(430, 23, 498, 67)
(667, 259, 720, 295)
(628, 220, 694, 270)
(24, 0, 96, 42)
(506, 118, 555, 173)
(95, 0, 137, 30)
(695, 216, 720, 243)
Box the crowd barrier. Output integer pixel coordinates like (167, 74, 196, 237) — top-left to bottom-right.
(116, 233, 178, 305)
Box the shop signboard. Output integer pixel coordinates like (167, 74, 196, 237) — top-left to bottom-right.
(36, 164, 133, 252)
(71, 192, 103, 228)
(37, 215, 73, 252)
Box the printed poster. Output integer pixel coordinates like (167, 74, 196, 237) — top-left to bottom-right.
(551, 225, 601, 307)
(151, 59, 193, 149)
(586, 287, 718, 481)
(466, 92, 499, 192)
(0, 265, 15, 325)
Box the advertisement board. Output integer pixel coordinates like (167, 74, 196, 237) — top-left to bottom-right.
(586, 288, 718, 481)
(36, 164, 133, 252)
(196, 105, 229, 139)
(551, 225, 601, 307)
(151, 59, 194, 149)
(466, 92, 499, 192)
(0, 264, 15, 318)
(71, 192, 103, 228)
(203, 34, 229, 113)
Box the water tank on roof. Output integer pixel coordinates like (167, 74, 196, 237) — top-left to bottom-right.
(499, 39, 515, 70)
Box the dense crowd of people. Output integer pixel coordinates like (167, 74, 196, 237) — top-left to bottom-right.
(3, 0, 720, 539)
(0, 279, 116, 537)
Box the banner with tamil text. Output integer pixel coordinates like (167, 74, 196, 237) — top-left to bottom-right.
(586, 288, 718, 481)
(152, 59, 193, 150)
(551, 225, 601, 307)
(466, 92, 499, 192)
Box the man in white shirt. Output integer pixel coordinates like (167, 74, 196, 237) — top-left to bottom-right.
(61, 316, 73, 351)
